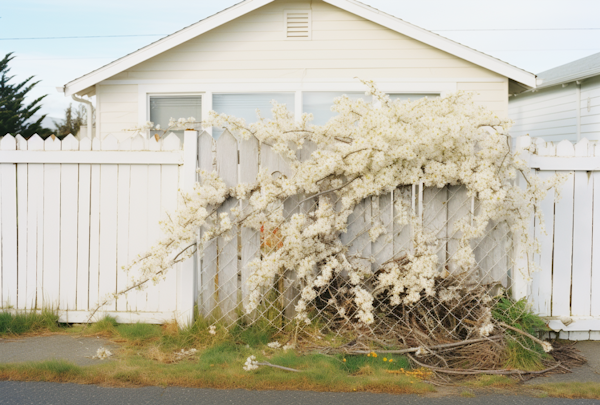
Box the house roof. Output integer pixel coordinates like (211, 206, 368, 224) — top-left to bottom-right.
(62, 0, 537, 96)
(536, 51, 600, 89)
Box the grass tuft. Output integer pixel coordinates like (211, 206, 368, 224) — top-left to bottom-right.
(0, 310, 59, 336)
(117, 323, 162, 342)
(492, 296, 550, 370)
(534, 382, 600, 399)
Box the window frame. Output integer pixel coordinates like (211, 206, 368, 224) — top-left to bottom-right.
(138, 81, 459, 138)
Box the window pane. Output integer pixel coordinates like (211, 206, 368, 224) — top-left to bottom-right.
(389, 93, 440, 102)
(303, 92, 368, 126)
(149, 96, 202, 142)
(212, 93, 295, 138)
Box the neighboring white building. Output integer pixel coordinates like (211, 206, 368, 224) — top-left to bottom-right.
(61, 0, 537, 142)
(509, 52, 600, 142)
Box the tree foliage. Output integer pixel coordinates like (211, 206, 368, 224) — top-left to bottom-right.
(0, 52, 51, 138)
(54, 103, 86, 137)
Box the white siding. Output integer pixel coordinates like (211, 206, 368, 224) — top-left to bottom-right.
(509, 85, 578, 142)
(509, 76, 600, 143)
(581, 75, 600, 140)
(98, 0, 508, 138)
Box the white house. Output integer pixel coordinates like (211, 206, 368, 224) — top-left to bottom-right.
(61, 0, 537, 142)
(509, 52, 600, 142)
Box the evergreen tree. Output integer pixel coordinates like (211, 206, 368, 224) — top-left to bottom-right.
(0, 52, 51, 138)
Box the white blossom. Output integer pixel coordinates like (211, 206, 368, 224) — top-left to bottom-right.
(243, 355, 259, 371)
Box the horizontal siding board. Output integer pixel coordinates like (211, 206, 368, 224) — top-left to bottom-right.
(155, 48, 458, 62)
(131, 58, 475, 72)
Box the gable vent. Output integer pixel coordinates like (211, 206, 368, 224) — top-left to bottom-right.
(285, 10, 311, 40)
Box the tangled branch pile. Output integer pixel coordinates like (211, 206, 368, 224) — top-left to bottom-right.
(97, 80, 567, 373)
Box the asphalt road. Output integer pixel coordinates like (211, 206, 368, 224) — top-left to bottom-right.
(0, 382, 599, 405)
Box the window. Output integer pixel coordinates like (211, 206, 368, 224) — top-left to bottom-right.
(149, 95, 202, 141)
(303, 92, 369, 126)
(389, 93, 440, 102)
(212, 93, 295, 138)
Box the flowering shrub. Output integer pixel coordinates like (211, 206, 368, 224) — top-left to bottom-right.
(100, 80, 563, 331)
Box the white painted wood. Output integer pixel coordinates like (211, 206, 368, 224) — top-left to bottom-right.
(198, 131, 217, 317)
(372, 193, 394, 268)
(551, 141, 576, 317)
(162, 133, 181, 151)
(571, 139, 593, 316)
(15, 135, 28, 309)
(392, 186, 412, 259)
(0, 150, 183, 165)
(128, 160, 148, 312)
(216, 130, 239, 322)
(76, 138, 92, 311)
(64, 0, 533, 99)
(176, 130, 198, 326)
(59, 135, 79, 310)
(88, 138, 102, 311)
(42, 136, 61, 308)
(0, 135, 18, 307)
(446, 185, 470, 275)
(530, 171, 556, 316)
(239, 135, 259, 312)
(116, 140, 131, 312)
(98, 136, 119, 311)
(145, 156, 162, 313)
(592, 145, 600, 319)
(159, 162, 179, 314)
(27, 135, 44, 309)
(423, 186, 447, 273)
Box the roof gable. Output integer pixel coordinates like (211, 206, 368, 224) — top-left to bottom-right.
(63, 0, 536, 96)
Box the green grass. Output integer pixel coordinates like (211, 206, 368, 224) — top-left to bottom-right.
(116, 323, 162, 342)
(492, 296, 550, 370)
(533, 382, 600, 399)
(0, 310, 59, 336)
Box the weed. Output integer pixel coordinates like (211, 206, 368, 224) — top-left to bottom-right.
(34, 360, 82, 376)
(83, 315, 118, 336)
(0, 310, 59, 336)
(534, 382, 600, 399)
(460, 390, 476, 398)
(492, 296, 550, 370)
(117, 323, 161, 342)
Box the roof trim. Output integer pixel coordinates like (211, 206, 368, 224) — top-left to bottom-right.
(323, 0, 536, 88)
(64, 0, 275, 96)
(64, 0, 537, 96)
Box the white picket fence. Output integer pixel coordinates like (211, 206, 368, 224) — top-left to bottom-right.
(0, 131, 198, 325)
(1, 129, 599, 339)
(518, 136, 600, 340)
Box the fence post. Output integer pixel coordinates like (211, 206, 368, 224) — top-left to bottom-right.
(513, 135, 532, 301)
(176, 130, 198, 327)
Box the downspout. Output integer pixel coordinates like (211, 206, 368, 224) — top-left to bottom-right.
(71, 94, 94, 139)
(576, 82, 582, 141)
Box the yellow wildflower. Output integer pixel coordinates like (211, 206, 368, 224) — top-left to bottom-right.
(343, 358, 346, 362)
(383, 357, 387, 362)
(373, 353, 378, 358)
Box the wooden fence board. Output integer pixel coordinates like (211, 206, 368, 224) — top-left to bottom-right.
(59, 135, 79, 310)
(551, 140, 576, 317)
(198, 131, 217, 317)
(15, 135, 28, 309)
(0, 136, 17, 307)
(239, 135, 260, 313)
(571, 139, 593, 316)
(42, 136, 61, 307)
(216, 131, 239, 321)
(76, 137, 92, 311)
(27, 135, 44, 309)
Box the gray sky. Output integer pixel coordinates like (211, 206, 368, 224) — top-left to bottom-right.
(2, 0, 600, 123)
